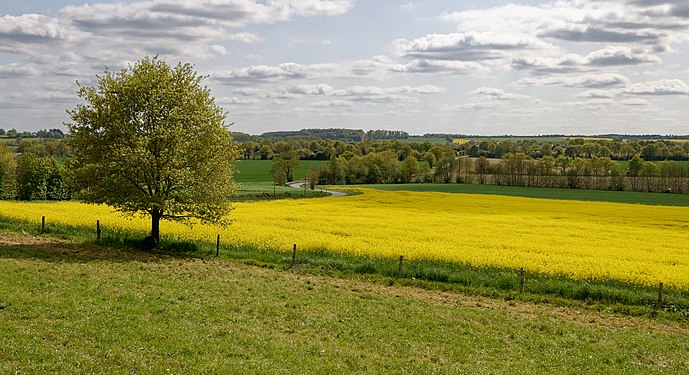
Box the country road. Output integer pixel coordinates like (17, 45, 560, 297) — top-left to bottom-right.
(287, 182, 347, 197)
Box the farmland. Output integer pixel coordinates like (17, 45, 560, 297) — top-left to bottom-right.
(2, 189, 689, 289)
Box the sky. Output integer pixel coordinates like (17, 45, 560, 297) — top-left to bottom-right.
(1, 0, 689, 136)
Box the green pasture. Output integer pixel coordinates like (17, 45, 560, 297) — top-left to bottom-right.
(617, 160, 689, 170)
(355, 183, 689, 206)
(233, 160, 328, 183)
(1, 232, 688, 373)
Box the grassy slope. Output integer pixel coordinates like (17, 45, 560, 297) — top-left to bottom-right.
(1, 234, 688, 373)
(354, 183, 689, 206)
(233, 160, 328, 183)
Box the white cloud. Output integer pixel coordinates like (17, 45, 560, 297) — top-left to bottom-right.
(620, 98, 651, 106)
(393, 32, 558, 62)
(625, 79, 689, 95)
(468, 87, 532, 101)
(518, 73, 631, 88)
(226, 32, 262, 44)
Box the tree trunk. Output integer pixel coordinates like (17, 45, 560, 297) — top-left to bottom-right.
(151, 210, 162, 243)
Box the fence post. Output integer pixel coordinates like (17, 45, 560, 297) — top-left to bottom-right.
(520, 268, 525, 293)
(398, 255, 404, 278)
(96, 220, 101, 240)
(656, 282, 664, 310)
(41, 216, 45, 233)
(216, 234, 221, 257)
(291, 244, 297, 266)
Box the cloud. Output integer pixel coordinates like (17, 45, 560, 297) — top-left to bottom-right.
(61, 0, 354, 29)
(438, 1, 688, 69)
(287, 84, 335, 95)
(393, 32, 557, 62)
(511, 45, 661, 75)
(518, 73, 631, 88)
(226, 32, 262, 44)
(0, 14, 66, 41)
(468, 87, 532, 101)
(0, 63, 40, 78)
(576, 89, 620, 98)
(288, 37, 332, 46)
(620, 98, 651, 106)
(625, 79, 689, 95)
(0, 14, 73, 53)
(212, 63, 331, 84)
(564, 98, 616, 111)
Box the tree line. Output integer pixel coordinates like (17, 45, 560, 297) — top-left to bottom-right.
(0, 146, 71, 200)
(258, 137, 689, 194)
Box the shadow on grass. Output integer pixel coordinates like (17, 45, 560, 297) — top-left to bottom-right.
(0, 235, 206, 264)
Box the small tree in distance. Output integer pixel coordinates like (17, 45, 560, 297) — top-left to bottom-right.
(67, 56, 238, 246)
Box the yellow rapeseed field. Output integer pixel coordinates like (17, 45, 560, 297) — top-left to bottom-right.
(3, 189, 689, 288)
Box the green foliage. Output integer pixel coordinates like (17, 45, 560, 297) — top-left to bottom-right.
(270, 150, 300, 184)
(67, 56, 238, 241)
(0, 145, 16, 199)
(16, 153, 48, 200)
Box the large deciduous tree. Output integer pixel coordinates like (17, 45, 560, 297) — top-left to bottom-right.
(67, 56, 237, 245)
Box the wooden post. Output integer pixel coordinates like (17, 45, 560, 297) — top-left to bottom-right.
(291, 244, 297, 266)
(398, 255, 404, 278)
(96, 220, 101, 240)
(656, 282, 664, 310)
(41, 216, 45, 233)
(520, 268, 525, 293)
(216, 234, 221, 257)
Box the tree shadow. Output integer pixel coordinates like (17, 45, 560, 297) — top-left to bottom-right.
(0, 238, 175, 264)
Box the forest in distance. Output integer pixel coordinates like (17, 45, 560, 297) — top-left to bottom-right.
(6, 127, 689, 201)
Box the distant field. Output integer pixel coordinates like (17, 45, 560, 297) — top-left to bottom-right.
(402, 136, 448, 144)
(233, 160, 328, 182)
(617, 160, 689, 170)
(355, 183, 689, 206)
(454, 137, 568, 143)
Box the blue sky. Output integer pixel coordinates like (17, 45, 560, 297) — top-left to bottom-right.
(2, 0, 689, 135)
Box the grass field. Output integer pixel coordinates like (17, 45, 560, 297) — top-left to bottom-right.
(1, 233, 688, 373)
(617, 160, 689, 170)
(357, 183, 689, 206)
(233, 160, 328, 183)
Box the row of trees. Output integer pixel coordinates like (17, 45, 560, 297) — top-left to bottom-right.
(0, 128, 66, 139)
(280, 145, 689, 194)
(242, 137, 689, 165)
(458, 138, 689, 161)
(0, 146, 70, 200)
(467, 154, 688, 193)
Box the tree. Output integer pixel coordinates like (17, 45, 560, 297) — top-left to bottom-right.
(0, 145, 17, 199)
(67, 56, 237, 245)
(627, 154, 645, 192)
(16, 152, 48, 200)
(270, 150, 300, 185)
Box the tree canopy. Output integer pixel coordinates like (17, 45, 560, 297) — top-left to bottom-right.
(67, 56, 237, 244)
